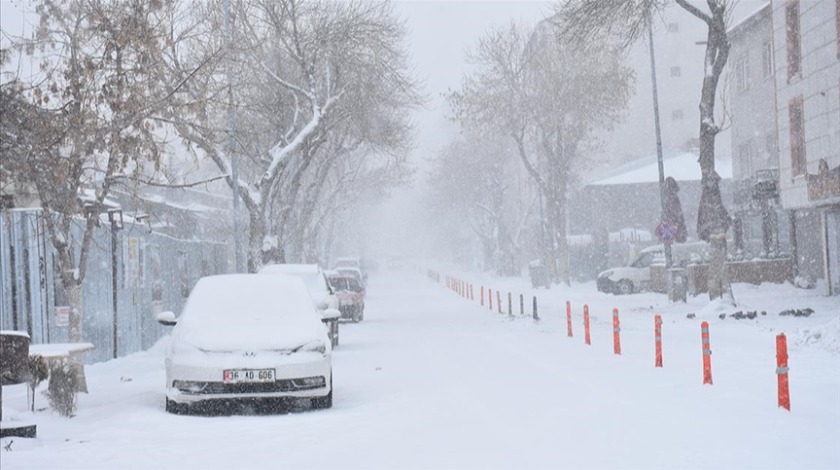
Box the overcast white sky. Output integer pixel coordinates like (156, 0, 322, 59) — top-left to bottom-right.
(393, 1, 552, 165)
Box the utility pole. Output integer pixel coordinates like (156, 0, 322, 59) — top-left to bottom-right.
(225, 0, 244, 273)
(647, 10, 673, 269)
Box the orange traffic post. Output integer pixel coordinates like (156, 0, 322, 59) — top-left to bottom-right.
(496, 291, 502, 314)
(489, 289, 493, 311)
(776, 333, 790, 411)
(519, 294, 524, 316)
(583, 304, 591, 345)
(566, 300, 573, 337)
(612, 308, 621, 355)
(654, 315, 663, 368)
(701, 321, 713, 385)
(480, 286, 485, 306)
(507, 292, 513, 317)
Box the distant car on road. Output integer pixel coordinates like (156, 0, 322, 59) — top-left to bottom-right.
(157, 274, 333, 414)
(326, 273, 365, 323)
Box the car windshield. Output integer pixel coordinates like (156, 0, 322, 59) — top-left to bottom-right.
(176, 275, 323, 350)
(632, 252, 656, 268)
(259, 265, 329, 295)
(330, 277, 361, 292)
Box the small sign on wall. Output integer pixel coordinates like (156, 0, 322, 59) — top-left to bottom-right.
(56, 306, 70, 327)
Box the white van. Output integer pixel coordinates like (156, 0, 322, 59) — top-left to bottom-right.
(596, 242, 710, 295)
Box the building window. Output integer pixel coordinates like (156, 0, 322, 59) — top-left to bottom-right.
(671, 109, 683, 121)
(765, 133, 777, 166)
(788, 95, 806, 177)
(734, 56, 750, 92)
(670, 66, 681, 77)
(739, 141, 754, 178)
(762, 41, 773, 78)
(785, 0, 802, 80)
(667, 22, 679, 33)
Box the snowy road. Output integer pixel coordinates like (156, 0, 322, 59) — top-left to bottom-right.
(2, 270, 839, 469)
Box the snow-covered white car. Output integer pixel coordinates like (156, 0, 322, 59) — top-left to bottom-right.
(597, 242, 710, 295)
(259, 263, 341, 346)
(157, 274, 333, 414)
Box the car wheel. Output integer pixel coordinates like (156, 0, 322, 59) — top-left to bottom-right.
(165, 398, 187, 415)
(617, 279, 634, 295)
(311, 376, 333, 410)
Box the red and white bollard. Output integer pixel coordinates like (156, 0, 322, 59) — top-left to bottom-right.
(701, 321, 713, 385)
(612, 307, 621, 355)
(566, 300, 573, 337)
(583, 304, 591, 345)
(776, 333, 790, 411)
(654, 315, 663, 368)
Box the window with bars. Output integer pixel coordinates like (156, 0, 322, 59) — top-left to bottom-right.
(785, 0, 802, 81)
(788, 96, 806, 177)
(734, 56, 750, 92)
(739, 141, 754, 178)
(762, 42, 773, 78)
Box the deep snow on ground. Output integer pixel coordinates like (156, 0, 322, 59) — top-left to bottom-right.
(1, 268, 839, 469)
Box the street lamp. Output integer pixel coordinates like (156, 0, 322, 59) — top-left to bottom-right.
(107, 208, 123, 359)
(646, 9, 673, 269)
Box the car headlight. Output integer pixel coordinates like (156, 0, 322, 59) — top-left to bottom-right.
(599, 271, 613, 279)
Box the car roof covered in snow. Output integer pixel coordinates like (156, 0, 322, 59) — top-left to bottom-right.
(175, 274, 326, 351)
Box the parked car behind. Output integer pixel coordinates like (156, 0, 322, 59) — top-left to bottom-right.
(326, 273, 365, 323)
(335, 267, 365, 287)
(259, 264, 341, 346)
(597, 242, 710, 295)
(333, 257, 367, 284)
(157, 274, 333, 414)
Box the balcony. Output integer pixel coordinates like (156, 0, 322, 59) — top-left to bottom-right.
(733, 169, 779, 212)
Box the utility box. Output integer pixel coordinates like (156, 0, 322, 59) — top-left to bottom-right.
(668, 268, 687, 303)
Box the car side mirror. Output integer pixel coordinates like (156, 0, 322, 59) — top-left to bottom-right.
(157, 310, 177, 326)
(322, 308, 341, 321)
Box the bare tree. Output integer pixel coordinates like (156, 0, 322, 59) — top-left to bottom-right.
(448, 20, 632, 285)
(167, 0, 419, 271)
(2, 0, 189, 343)
(427, 131, 531, 275)
(558, 0, 735, 301)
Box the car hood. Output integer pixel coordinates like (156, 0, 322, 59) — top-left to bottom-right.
(173, 312, 327, 352)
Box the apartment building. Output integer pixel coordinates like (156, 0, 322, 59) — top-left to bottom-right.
(730, 0, 839, 294)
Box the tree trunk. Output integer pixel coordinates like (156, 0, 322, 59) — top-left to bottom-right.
(247, 211, 267, 273)
(692, 4, 732, 302)
(66, 281, 83, 344)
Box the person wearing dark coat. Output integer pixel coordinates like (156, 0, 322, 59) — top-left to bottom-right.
(663, 176, 688, 243)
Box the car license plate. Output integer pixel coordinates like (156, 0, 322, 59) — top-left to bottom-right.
(223, 369, 275, 383)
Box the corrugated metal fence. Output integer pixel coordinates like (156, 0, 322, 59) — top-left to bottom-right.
(0, 209, 230, 363)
